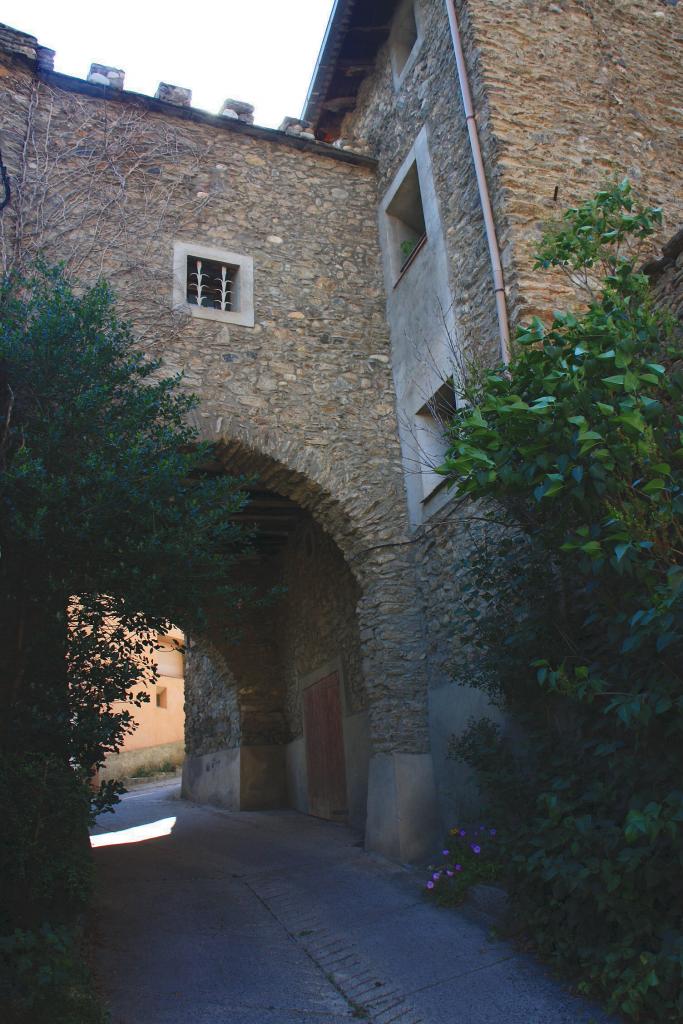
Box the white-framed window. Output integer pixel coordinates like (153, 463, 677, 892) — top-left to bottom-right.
(385, 160, 427, 282)
(390, 0, 422, 89)
(173, 241, 254, 327)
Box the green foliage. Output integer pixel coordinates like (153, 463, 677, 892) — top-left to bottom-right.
(0, 753, 92, 929)
(400, 236, 422, 265)
(444, 182, 683, 1021)
(0, 262, 252, 782)
(0, 924, 107, 1024)
(0, 753, 104, 1023)
(0, 263, 255, 1014)
(127, 758, 181, 780)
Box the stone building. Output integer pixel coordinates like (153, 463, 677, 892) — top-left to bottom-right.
(0, 0, 680, 861)
(99, 629, 186, 783)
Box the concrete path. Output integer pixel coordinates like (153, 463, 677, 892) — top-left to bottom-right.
(92, 781, 615, 1024)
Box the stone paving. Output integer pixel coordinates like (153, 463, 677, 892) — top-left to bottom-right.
(92, 781, 617, 1024)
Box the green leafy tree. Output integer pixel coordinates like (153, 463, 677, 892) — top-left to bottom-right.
(444, 182, 683, 1021)
(0, 263, 253, 1019)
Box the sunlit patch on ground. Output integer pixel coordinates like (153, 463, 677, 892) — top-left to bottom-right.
(90, 816, 176, 847)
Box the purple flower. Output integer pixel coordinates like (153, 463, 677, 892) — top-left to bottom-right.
(426, 881, 435, 890)
(459, 829, 466, 837)
(471, 844, 481, 854)
(442, 849, 450, 856)
(455, 864, 462, 871)
(432, 872, 441, 880)
(489, 828, 497, 836)
(479, 825, 485, 831)
(446, 869, 454, 877)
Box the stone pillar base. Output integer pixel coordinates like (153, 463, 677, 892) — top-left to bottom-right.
(181, 745, 287, 810)
(365, 752, 441, 863)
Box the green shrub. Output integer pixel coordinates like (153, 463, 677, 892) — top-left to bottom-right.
(0, 263, 254, 1019)
(444, 181, 683, 1021)
(0, 754, 104, 1022)
(0, 753, 92, 930)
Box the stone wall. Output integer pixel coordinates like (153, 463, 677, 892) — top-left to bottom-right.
(0, 47, 402, 538)
(341, 0, 501, 367)
(0, 38, 434, 750)
(0, 28, 444, 856)
(279, 516, 364, 736)
(10, 0, 678, 844)
(335, 0, 504, 823)
(460, 0, 683, 326)
(184, 640, 241, 758)
(648, 229, 683, 331)
(341, 0, 682, 341)
(332, 0, 683, 826)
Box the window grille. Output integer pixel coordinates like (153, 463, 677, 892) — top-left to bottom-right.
(174, 241, 254, 327)
(186, 255, 236, 312)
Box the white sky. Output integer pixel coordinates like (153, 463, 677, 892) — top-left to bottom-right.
(2, 0, 335, 128)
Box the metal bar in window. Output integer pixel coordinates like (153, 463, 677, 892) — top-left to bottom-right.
(188, 257, 209, 306)
(394, 233, 427, 288)
(215, 264, 232, 312)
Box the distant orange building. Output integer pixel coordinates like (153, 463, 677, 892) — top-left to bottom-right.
(99, 629, 185, 782)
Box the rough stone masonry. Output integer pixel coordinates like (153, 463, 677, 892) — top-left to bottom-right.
(0, 0, 680, 862)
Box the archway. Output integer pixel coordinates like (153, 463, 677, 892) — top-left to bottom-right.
(182, 501, 368, 829)
(180, 439, 441, 861)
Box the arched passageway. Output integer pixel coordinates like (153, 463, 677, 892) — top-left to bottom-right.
(183, 496, 369, 829)
(180, 439, 441, 861)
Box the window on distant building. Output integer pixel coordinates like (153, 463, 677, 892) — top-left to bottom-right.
(414, 379, 456, 502)
(173, 241, 254, 326)
(385, 160, 427, 281)
(390, 1, 421, 87)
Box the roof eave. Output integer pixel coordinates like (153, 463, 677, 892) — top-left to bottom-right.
(302, 0, 356, 126)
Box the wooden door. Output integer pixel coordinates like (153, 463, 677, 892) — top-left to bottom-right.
(303, 672, 348, 821)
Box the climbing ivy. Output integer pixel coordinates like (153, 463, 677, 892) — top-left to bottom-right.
(445, 182, 683, 1021)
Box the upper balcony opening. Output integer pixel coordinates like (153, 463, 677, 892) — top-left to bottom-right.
(390, 2, 419, 83)
(385, 161, 427, 282)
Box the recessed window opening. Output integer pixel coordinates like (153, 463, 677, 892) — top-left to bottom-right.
(186, 255, 238, 312)
(386, 162, 427, 279)
(414, 379, 456, 500)
(156, 686, 168, 709)
(392, 2, 419, 78)
(173, 241, 255, 327)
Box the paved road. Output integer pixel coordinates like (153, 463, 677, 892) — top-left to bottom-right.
(92, 781, 615, 1024)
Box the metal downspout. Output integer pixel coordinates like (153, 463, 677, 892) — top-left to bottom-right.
(444, 0, 511, 365)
